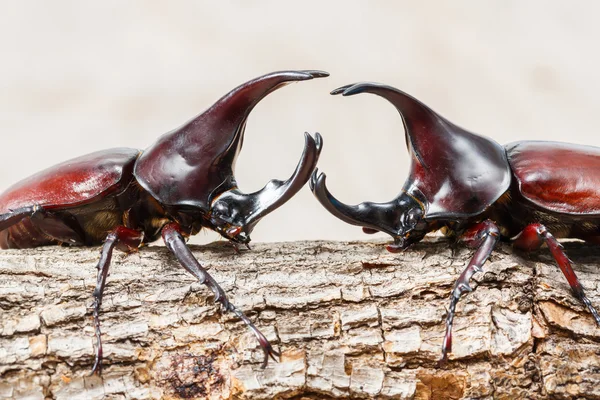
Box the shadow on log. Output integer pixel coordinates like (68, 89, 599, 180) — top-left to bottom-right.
(1, 238, 600, 399)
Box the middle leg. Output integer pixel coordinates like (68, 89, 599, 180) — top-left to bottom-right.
(441, 219, 500, 361)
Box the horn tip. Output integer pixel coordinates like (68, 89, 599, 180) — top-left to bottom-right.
(339, 83, 371, 96)
(332, 82, 389, 97)
(302, 131, 316, 148)
(330, 84, 353, 95)
(300, 70, 330, 79)
(309, 168, 322, 191)
(314, 132, 323, 154)
(302, 132, 323, 156)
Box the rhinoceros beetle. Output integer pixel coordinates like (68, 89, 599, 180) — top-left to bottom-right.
(0, 70, 328, 373)
(311, 82, 600, 361)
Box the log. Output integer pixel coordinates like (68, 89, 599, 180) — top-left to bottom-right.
(1, 238, 599, 399)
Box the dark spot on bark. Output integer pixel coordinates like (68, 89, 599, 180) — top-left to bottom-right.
(361, 261, 395, 269)
(160, 350, 224, 399)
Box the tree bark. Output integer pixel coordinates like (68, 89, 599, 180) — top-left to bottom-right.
(1, 238, 599, 399)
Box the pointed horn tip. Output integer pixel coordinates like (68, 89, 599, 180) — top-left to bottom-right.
(330, 83, 365, 96)
(302, 131, 317, 150)
(314, 132, 323, 154)
(304, 132, 323, 154)
(300, 70, 329, 79)
(330, 84, 354, 96)
(261, 70, 328, 84)
(309, 168, 322, 191)
(331, 82, 389, 97)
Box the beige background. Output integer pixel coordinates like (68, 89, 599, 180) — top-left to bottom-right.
(1, 1, 599, 245)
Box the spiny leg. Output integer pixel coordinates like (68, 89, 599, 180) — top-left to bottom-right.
(91, 226, 143, 375)
(161, 222, 279, 368)
(513, 223, 600, 325)
(441, 219, 500, 362)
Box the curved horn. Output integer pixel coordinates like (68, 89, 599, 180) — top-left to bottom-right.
(310, 170, 402, 234)
(331, 82, 441, 168)
(210, 70, 330, 164)
(134, 70, 329, 209)
(245, 132, 322, 225)
(216, 132, 323, 229)
(329, 81, 511, 219)
(310, 170, 368, 227)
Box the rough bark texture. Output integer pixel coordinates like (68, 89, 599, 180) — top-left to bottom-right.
(1, 238, 600, 399)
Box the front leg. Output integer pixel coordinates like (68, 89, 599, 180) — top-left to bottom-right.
(0, 205, 42, 230)
(441, 219, 500, 361)
(161, 223, 279, 368)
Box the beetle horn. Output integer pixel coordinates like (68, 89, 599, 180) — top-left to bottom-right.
(329, 82, 511, 219)
(310, 170, 370, 227)
(331, 82, 449, 169)
(310, 170, 402, 234)
(207, 70, 329, 165)
(134, 70, 329, 209)
(235, 132, 323, 227)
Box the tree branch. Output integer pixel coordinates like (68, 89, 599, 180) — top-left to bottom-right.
(1, 239, 599, 399)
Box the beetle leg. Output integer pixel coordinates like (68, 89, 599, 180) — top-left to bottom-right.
(0, 205, 43, 231)
(91, 226, 144, 375)
(513, 223, 600, 326)
(442, 220, 500, 362)
(161, 222, 279, 368)
(230, 241, 241, 254)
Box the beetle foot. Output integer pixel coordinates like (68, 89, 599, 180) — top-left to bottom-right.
(259, 337, 281, 369)
(579, 293, 600, 326)
(440, 318, 452, 365)
(437, 353, 449, 368)
(91, 307, 103, 376)
(230, 241, 241, 254)
(91, 355, 102, 376)
(227, 303, 280, 368)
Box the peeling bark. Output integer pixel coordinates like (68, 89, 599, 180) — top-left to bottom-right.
(1, 238, 599, 399)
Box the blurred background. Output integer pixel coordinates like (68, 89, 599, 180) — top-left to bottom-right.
(1, 1, 599, 245)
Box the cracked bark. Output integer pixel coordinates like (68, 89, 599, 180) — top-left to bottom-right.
(1, 238, 600, 399)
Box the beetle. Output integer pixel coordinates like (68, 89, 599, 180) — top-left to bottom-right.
(311, 82, 600, 361)
(0, 70, 328, 373)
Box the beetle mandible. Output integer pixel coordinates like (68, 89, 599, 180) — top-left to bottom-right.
(0, 70, 328, 373)
(311, 82, 600, 361)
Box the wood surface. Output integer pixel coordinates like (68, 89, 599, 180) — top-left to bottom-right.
(1, 238, 599, 399)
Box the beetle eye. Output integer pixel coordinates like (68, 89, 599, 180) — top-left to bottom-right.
(211, 201, 231, 218)
(404, 209, 420, 227)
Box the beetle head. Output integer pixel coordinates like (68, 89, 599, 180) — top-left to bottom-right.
(134, 70, 328, 212)
(208, 132, 323, 244)
(133, 70, 328, 241)
(313, 82, 510, 253)
(206, 196, 252, 244)
(310, 171, 426, 251)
